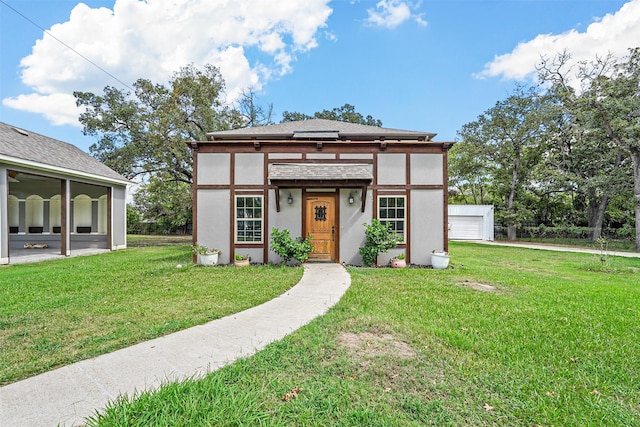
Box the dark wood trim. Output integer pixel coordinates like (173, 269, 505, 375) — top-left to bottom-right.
(269, 179, 371, 188)
(405, 152, 411, 188)
(192, 148, 198, 263)
(262, 153, 270, 263)
(235, 243, 264, 248)
(372, 152, 378, 220)
(267, 158, 374, 165)
(197, 184, 264, 190)
(405, 153, 411, 264)
(443, 148, 449, 252)
(229, 152, 235, 261)
(301, 188, 307, 237)
(406, 189, 411, 263)
(274, 186, 281, 212)
(377, 184, 444, 191)
(194, 140, 450, 155)
(334, 191, 340, 262)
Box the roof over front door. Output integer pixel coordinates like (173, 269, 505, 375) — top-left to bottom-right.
(268, 163, 373, 185)
(269, 163, 373, 212)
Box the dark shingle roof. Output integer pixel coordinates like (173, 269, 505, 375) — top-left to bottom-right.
(0, 122, 128, 184)
(207, 119, 436, 141)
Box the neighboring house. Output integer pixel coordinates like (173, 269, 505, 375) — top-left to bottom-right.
(448, 204, 494, 241)
(189, 119, 453, 266)
(0, 122, 129, 264)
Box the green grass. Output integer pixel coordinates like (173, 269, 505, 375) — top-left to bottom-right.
(0, 245, 302, 385)
(126, 234, 192, 247)
(87, 242, 640, 426)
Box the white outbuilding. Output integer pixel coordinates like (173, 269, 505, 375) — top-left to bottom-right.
(448, 205, 494, 241)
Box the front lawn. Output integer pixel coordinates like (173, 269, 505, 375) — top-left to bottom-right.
(88, 242, 640, 426)
(0, 245, 302, 385)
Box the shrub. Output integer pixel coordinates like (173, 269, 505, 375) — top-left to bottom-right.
(269, 228, 314, 264)
(359, 219, 401, 267)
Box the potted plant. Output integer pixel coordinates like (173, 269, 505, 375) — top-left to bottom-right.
(390, 252, 406, 268)
(234, 253, 250, 267)
(431, 250, 450, 270)
(192, 243, 222, 266)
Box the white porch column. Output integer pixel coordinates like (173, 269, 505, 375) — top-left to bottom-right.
(62, 179, 71, 256)
(0, 168, 8, 264)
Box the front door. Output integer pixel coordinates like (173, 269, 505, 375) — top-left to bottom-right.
(305, 194, 336, 262)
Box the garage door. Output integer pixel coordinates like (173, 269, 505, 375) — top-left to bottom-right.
(449, 215, 483, 240)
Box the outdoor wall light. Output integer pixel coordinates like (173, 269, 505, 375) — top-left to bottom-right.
(348, 192, 355, 205)
(287, 193, 294, 205)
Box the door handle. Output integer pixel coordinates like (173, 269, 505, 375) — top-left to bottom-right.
(331, 226, 335, 241)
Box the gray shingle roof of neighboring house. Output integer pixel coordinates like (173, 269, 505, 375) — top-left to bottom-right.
(0, 122, 128, 184)
(206, 119, 437, 141)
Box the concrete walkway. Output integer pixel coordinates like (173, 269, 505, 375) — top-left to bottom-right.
(469, 240, 640, 258)
(0, 263, 350, 427)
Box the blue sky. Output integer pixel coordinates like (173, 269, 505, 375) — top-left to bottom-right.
(1, 0, 638, 152)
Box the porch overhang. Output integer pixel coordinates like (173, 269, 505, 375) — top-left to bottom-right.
(269, 163, 372, 213)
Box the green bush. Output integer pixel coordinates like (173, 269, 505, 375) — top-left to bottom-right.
(269, 228, 314, 264)
(358, 219, 401, 267)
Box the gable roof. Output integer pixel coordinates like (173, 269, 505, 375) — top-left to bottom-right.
(206, 119, 436, 141)
(0, 122, 128, 185)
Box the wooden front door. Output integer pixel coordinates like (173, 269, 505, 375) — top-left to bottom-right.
(305, 194, 336, 262)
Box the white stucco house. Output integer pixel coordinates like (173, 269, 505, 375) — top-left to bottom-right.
(188, 119, 454, 266)
(0, 122, 129, 264)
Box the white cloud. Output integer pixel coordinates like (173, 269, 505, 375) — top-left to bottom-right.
(5, 0, 332, 126)
(366, 0, 427, 29)
(2, 93, 82, 126)
(476, 0, 640, 83)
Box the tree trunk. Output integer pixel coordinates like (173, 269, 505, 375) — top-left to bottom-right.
(590, 194, 609, 241)
(631, 150, 640, 251)
(506, 158, 520, 241)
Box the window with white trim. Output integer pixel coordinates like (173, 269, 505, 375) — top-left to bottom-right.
(378, 196, 405, 242)
(235, 195, 263, 243)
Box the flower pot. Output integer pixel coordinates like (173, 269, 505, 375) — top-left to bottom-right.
(391, 259, 406, 268)
(234, 259, 250, 267)
(431, 253, 450, 270)
(198, 252, 219, 266)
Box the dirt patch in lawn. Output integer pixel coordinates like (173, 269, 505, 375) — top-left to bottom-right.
(458, 279, 498, 293)
(339, 332, 417, 359)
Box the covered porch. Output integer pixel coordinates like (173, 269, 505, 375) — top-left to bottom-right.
(4, 170, 115, 264)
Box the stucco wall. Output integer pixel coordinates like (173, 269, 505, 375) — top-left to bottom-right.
(197, 189, 231, 264)
(198, 153, 230, 184)
(339, 188, 371, 265)
(112, 186, 127, 249)
(410, 189, 445, 265)
(235, 153, 264, 185)
(267, 188, 302, 264)
(377, 153, 406, 185)
(411, 154, 443, 185)
(268, 153, 302, 160)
